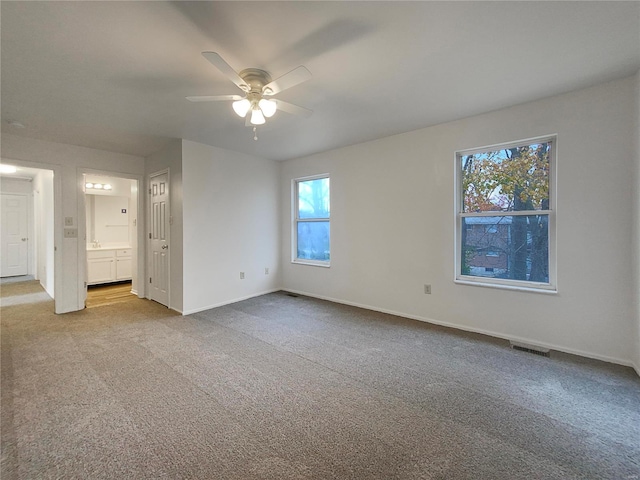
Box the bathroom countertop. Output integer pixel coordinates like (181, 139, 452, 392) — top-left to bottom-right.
(86, 245, 132, 251)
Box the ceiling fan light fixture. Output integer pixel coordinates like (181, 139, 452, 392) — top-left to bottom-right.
(232, 98, 251, 117)
(250, 107, 266, 125)
(258, 98, 277, 118)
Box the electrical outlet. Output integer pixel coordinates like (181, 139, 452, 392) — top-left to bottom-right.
(240, 272, 245, 280)
(64, 228, 78, 238)
(424, 284, 431, 294)
(265, 267, 269, 275)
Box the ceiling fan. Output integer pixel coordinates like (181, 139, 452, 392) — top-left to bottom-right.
(187, 52, 312, 132)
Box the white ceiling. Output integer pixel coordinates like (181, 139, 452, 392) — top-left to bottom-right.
(2, 1, 639, 161)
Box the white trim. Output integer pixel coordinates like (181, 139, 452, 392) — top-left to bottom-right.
(291, 259, 331, 268)
(455, 277, 557, 293)
(181, 288, 281, 315)
(460, 210, 550, 218)
(281, 288, 636, 369)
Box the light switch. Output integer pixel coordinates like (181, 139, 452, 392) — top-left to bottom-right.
(64, 217, 74, 226)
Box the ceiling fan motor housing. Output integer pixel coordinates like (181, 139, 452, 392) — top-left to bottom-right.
(239, 68, 273, 94)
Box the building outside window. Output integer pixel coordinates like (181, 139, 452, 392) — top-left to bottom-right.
(455, 137, 556, 291)
(293, 175, 330, 265)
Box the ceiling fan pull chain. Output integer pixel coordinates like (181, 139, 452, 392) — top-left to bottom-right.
(253, 126, 258, 141)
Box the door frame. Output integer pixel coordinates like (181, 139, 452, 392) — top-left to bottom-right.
(77, 168, 146, 305)
(147, 168, 170, 308)
(0, 157, 61, 311)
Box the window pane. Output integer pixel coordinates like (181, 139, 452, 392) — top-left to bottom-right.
(461, 215, 549, 282)
(461, 142, 550, 213)
(297, 221, 330, 261)
(298, 178, 330, 219)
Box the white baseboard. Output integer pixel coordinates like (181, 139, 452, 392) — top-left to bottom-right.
(182, 288, 281, 316)
(283, 288, 637, 371)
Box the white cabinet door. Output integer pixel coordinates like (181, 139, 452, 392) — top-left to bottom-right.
(116, 258, 132, 280)
(87, 258, 115, 284)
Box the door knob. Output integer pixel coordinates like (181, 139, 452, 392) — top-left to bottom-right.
(21, 238, 27, 241)
(162, 245, 168, 249)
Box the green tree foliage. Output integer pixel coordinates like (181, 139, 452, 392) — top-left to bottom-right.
(462, 143, 550, 213)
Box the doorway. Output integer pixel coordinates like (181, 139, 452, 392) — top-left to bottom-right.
(0, 164, 55, 301)
(82, 173, 140, 306)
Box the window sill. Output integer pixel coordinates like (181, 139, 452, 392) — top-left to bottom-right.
(292, 260, 330, 268)
(455, 278, 557, 294)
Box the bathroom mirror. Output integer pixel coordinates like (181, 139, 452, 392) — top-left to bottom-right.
(86, 194, 130, 245)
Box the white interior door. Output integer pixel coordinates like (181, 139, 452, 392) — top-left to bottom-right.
(149, 172, 169, 307)
(1, 194, 29, 277)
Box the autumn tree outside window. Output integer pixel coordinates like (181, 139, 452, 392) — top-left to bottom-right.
(455, 136, 556, 292)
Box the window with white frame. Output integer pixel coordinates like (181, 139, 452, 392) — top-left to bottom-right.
(456, 137, 556, 291)
(293, 175, 330, 265)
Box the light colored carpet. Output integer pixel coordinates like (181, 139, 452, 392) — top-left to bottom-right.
(0, 275, 35, 285)
(1, 282, 639, 479)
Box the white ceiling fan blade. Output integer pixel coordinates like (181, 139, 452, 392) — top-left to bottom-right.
(274, 99, 313, 118)
(186, 95, 243, 102)
(201, 52, 249, 92)
(262, 66, 311, 96)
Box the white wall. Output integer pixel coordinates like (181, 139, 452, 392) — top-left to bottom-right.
(1, 134, 145, 313)
(33, 170, 55, 297)
(281, 75, 638, 367)
(633, 70, 640, 374)
(181, 140, 281, 314)
(146, 139, 183, 312)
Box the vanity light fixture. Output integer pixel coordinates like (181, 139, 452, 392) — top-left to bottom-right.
(86, 182, 112, 190)
(0, 164, 18, 174)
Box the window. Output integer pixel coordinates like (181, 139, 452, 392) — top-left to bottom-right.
(293, 175, 330, 265)
(456, 137, 556, 291)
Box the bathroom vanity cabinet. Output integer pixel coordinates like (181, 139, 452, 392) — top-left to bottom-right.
(87, 248, 132, 285)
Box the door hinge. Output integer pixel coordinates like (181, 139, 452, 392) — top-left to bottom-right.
(149, 233, 152, 239)
(149, 277, 152, 284)
(149, 188, 152, 194)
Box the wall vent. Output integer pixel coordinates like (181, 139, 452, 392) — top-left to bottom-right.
(509, 341, 550, 357)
